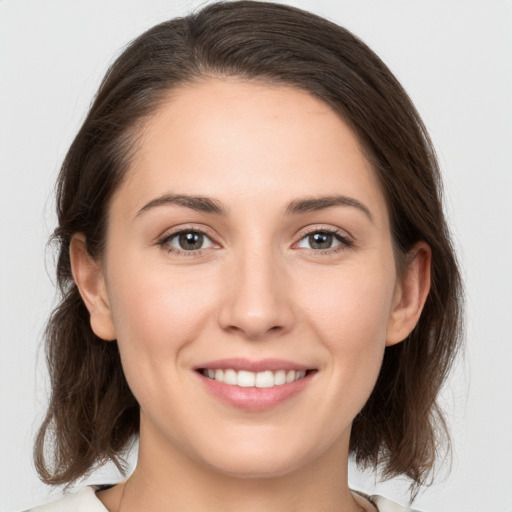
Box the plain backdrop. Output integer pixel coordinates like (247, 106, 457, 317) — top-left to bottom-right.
(1, 1, 511, 511)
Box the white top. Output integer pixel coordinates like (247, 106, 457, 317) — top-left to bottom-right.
(24, 486, 423, 512)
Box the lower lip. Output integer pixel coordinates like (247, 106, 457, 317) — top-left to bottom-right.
(197, 371, 314, 411)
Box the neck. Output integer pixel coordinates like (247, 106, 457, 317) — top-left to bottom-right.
(101, 415, 366, 512)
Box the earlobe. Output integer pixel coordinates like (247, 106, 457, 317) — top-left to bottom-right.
(69, 234, 117, 341)
(386, 242, 431, 346)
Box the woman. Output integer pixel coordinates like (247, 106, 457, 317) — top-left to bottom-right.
(29, 2, 462, 511)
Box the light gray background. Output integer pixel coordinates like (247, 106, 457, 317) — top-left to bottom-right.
(1, 1, 511, 511)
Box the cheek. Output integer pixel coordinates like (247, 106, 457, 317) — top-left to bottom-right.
(108, 263, 216, 348)
(303, 262, 395, 345)
(299, 262, 395, 403)
(104, 260, 219, 404)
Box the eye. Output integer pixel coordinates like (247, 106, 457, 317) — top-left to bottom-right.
(296, 230, 352, 251)
(162, 230, 215, 252)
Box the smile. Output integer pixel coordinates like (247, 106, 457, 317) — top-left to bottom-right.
(200, 368, 308, 388)
(194, 358, 317, 411)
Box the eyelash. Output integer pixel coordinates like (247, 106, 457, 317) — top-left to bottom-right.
(296, 227, 354, 255)
(159, 227, 218, 257)
(158, 227, 353, 257)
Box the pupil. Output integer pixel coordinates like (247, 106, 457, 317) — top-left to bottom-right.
(309, 232, 332, 249)
(179, 232, 203, 250)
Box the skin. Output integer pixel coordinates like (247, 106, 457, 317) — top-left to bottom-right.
(71, 78, 431, 512)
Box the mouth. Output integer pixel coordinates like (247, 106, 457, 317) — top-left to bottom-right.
(194, 359, 317, 411)
(198, 368, 312, 388)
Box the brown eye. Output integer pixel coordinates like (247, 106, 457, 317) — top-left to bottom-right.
(164, 230, 215, 252)
(178, 232, 204, 250)
(296, 230, 352, 252)
(308, 232, 334, 250)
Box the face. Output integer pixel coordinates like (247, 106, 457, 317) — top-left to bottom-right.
(79, 79, 416, 479)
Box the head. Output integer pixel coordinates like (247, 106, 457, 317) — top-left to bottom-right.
(36, 0, 463, 494)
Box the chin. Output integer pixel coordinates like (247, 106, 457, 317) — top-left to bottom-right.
(188, 426, 341, 480)
(201, 451, 308, 480)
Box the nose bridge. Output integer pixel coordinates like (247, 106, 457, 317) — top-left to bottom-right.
(218, 238, 294, 339)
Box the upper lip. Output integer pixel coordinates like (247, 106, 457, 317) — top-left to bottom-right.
(194, 358, 313, 372)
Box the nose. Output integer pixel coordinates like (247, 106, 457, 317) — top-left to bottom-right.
(217, 247, 296, 340)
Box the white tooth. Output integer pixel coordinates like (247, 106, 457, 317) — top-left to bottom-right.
(224, 369, 237, 385)
(237, 370, 255, 387)
(286, 370, 296, 383)
(296, 370, 306, 381)
(274, 370, 286, 386)
(255, 370, 275, 388)
(215, 369, 224, 382)
(207, 369, 215, 379)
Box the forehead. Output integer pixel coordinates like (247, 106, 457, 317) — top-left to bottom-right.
(112, 78, 388, 227)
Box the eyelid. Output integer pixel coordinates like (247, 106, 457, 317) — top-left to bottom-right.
(156, 223, 353, 257)
(293, 225, 354, 252)
(158, 225, 222, 256)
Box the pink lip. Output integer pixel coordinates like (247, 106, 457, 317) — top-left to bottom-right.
(194, 358, 317, 412)
(194, 357, 311, 372)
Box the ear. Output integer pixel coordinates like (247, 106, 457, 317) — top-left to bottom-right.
(386, 241, 431, 346)
(69, 234, 117, 341)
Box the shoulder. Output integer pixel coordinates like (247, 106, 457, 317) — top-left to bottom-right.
(24, 487, 108, 512)
(24, 486, 424, 512)
(353, 490, 425, 512)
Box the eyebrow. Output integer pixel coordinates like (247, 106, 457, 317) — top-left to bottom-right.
(135, 193, 373, 222)
(284, 195, 374, 222)
(136, 194, 227, 218)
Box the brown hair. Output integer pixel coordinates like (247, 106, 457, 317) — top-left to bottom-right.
(35, 0, 463, 495)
